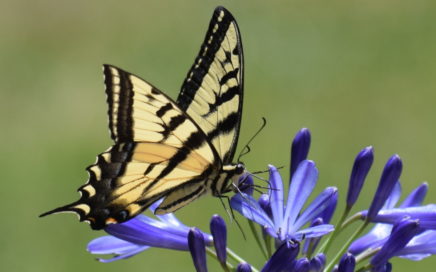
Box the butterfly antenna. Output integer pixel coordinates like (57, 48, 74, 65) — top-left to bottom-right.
(251, 165, 285, 175)
(248, 172, 270, 184)
(237, 117, 267, 163)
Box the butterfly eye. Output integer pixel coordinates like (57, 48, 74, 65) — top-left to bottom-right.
(236, 163, 245, 174)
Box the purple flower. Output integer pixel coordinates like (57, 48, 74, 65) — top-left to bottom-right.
(210, 215, 227, 264)
(371, 218, 420, 268)
(231, 162, 336, 241)
(336, 253, 355, 272)
(367, 155, 402, 220)
(346, 146, 374, 208)
(87, 199, 212, 262)
(290, 128, 311, 178)
(372, 263, 392, 272)
(189, 227, 208, 272)
(261, 241, 299, 272)
(309, 253, 326, 272)
(365, 205, 436, 229)
(302, 218, 324, 255)
(87, 236, 149, 263)
(319, 192, 338, 224)
(395, 229, 436, 260)
(290, 257, 310, 272)
(350, 182, 436, 261)
(237, 262, 252, 272)
(258, 194, 272, 217)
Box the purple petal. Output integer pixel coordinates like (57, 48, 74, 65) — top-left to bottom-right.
(292, 187, 337, 232)
(346, 146, 374, 207)
(368, 205, 436, 229)
(290, 128, 311, 179)
(349, 183, 408, 255)
(348, 223, 391, 254)
(149, 198, 163, 213)
(290, 257, 310, 272)
(400, 182, 428, 208)
(136, 215, 189, 237)
(281, 160, 318, 236)
(309, 254, 326, 272)
(367, 155, 403, 220)
(371, 219, 420, 267)
(136, 214, 212, 245)
(210, 215, 227, 264)
(383, 182, 402, 209)
(237, 262, 253, 272)
(294, 224, 334, 240)
(302, 218, 324, 254)
(105, 216, 190, 250)
(396, 230, 436, 260)
(230, 194, 275, 233)
(188, 228, 208, 272)
(148, 200, 192, 231)
(268, 165, 284, 228)
(372, 263, 393, 272)
(258, 194, 272, 218)
(320, 191, 338, 224)
(87, 235, 142, 255)
(337, 253, 355, 272)
(96, 245, 150, 263)
(261, 241, 299, 272)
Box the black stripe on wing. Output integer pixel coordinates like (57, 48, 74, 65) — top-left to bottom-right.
(104, 65, 135, 142)
(177, 7, 234, 110)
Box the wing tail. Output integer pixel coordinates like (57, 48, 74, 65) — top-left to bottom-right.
(39, 200, 87, 220)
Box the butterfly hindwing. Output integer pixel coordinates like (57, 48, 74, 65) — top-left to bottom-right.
(177, 6, 243, 164)
(41, 65, 221, 229)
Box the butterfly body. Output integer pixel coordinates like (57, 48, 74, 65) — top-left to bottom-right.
(41, 6, 244, 230)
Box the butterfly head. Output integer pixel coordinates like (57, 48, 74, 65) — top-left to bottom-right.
(235, 163, 245, 175)
(214, 163, 246, 195)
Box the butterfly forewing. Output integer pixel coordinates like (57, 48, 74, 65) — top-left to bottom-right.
(177, 7, 243, 164)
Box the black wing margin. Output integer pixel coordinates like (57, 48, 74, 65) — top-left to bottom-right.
(177, 6, 244, 165)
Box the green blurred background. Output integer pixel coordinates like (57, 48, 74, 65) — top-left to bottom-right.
(1, 0, 436, 271)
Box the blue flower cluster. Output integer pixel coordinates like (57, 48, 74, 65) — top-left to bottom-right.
(87, 128, 436, 271)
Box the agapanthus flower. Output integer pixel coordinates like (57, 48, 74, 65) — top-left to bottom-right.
(231, 161, 337, 241)
(260, 240, 300, 272)
(290, 257, 310, 272)
(346, 146, 374, 208)
(82, 127, 436, 272)
(334, 253, 355, 272)
(87, 199, 212, 262)
(370, 218, 420, 269)
(188, 227, 208, 272)
(309, 253, 326, 272)
(350, 182, 436, 261)
(237, 262, 253, 272)
(366, 155, 403, 221)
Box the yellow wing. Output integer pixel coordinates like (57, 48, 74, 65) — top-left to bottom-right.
(40, 65, 220, 229)
(177, 6, 244, 164)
